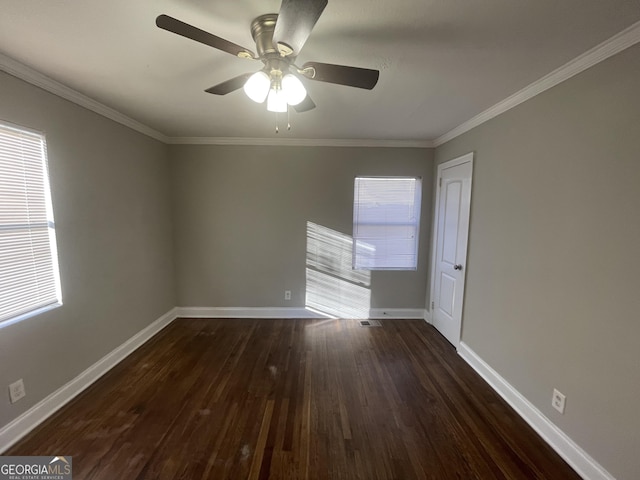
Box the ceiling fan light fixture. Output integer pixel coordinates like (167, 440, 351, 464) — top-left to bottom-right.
(282, 74, 307, 106)
(267, 87, 288, 113)
(159, 5, 380, 118)
(243, 71, 270, 103)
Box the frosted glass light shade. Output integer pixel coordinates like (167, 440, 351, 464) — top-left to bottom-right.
(267, 88, 288, 113)
(243, 71, 270, 103)
(282, 74, 307, 106)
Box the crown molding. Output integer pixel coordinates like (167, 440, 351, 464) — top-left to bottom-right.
(434, 19, 640, 147)
(167, 136, 434, 148)
(4, 17, 639, 151)
(0, 53, 169, 143)
(0, 52, 431, 149)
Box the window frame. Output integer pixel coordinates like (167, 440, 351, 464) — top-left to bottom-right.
(0, 120, 62, 329)
(352, 176, 422, 271)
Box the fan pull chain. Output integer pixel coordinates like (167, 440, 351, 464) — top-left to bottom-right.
(274, 111, 292, 133)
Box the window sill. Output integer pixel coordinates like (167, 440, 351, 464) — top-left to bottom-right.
(0, 302, 63, 330)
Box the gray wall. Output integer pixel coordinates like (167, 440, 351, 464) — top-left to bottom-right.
(0, 72, 176, 429)
(6, 36, 635, 477)
(170, 145, 433, 310)
(435, 44, 640, 480)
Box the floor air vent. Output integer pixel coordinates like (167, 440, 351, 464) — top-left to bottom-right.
(359, 320, 382, 327)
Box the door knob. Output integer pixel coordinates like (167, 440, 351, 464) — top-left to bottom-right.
(453, 264, 463, 270)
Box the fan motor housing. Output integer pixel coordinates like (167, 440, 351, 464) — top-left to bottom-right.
(251, 14, 280, 58)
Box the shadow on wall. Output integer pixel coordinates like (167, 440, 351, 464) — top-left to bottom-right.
(305, 222, 371, 319)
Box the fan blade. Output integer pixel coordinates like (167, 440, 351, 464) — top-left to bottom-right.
(156, 14, 256, 59)
(302, 62, 379, 90)
(273, 0, 328, 56)
(205, 73, 253, 95)
(294, 94, 316, 113)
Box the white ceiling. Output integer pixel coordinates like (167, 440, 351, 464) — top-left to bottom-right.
(1, 0, 639, 142)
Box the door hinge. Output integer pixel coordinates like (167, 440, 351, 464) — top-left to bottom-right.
(431, 301, 434, 310)
(439, 177, 442, 187)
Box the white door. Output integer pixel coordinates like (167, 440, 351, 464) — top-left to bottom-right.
(430, 153, 473, 348)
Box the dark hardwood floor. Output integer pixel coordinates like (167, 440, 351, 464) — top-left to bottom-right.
(8, 319, 580, 479)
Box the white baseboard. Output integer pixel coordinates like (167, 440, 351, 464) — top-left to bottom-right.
(423, 309, 432, 323)
(177, 306, 427, 320)
(368, 308, 427, 319)
(177, 307, 325, 319)
(458, 342, 615, 480)
(0, 307, 178, 454)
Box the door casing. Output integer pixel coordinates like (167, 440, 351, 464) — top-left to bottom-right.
(428, 152, 474, 348)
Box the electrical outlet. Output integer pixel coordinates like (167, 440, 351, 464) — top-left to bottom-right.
(284, 290, 291, 301)
(9, 379, 26, 404)
(552, 388, 566, 414)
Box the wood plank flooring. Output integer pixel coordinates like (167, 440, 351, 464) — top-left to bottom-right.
(7, 319, 581, 479)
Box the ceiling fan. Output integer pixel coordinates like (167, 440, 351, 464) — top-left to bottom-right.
(156, 0, 379, 117)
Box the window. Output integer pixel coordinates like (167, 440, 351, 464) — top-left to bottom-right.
(353, 176, 422, 270)
(0, 122, 61, 327)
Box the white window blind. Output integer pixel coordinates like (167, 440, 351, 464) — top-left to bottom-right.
(353, 177, 422, 270)
(0, 122, 61, 326)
